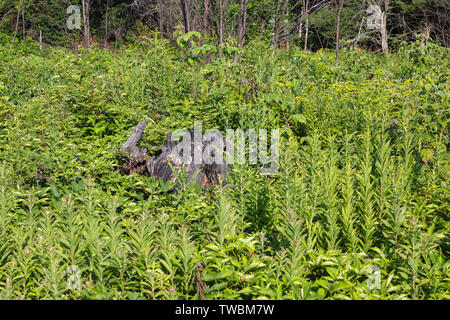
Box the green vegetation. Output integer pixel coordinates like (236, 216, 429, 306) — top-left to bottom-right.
(0, 32, 448, 299)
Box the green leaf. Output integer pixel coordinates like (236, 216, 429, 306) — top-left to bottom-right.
(420, 148, 434, 163)
(291, 114, 307, 124)
(203, 270, 232, 282)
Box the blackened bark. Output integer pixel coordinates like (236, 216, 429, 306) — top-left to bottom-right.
(119, 122, 229, 192)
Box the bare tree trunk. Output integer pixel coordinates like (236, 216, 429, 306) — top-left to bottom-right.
(104, 0, 109, 48)
(10, 0, 24, 49)
(304, 0, 309, 51)
(298, 4, 304, 45)
(259, 19, 265, 37)
(39, 30, 42, 50)
(335, 0, 344, 64)
(218, 0, 225, 57)
(419, 19, 431, 55)
(180, 0, 190, 33)
(233, 0, 249, 62)
(281, 0, 288, 47)
(273, 0, 281, 52)
(424, 20, 431, 46)
(21, 2, 24, 40)
(315, 27, 324, 49)
(273, 0, 288, 52)
(156, 0, 164, 37)
(380, 13, 388, 53)
(236, 0, 248, 49)
(203, 0, 210, 31)
(379, 0, 389, 54)
(81, 0, 91, 48)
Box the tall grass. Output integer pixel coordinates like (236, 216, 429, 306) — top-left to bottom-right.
(0, 37, 448, 299)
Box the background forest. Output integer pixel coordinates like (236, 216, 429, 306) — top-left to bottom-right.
(0, 0, 449, 51)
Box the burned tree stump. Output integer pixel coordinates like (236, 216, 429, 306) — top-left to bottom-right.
(122, 120, 148, 159)
(119, 121, 149, 175)
(119, 121, 229, 192)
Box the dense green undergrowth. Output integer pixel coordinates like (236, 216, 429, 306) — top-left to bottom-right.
(0, 35, 448, 299)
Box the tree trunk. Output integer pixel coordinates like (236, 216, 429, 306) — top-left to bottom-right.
(298, 4, 304, 45)
(81, 0, 90, 48)
(273, 0, 288, 52)
(180, 0, 190, 33)
(104, 0, 109, 48)
(156, 0, 165, 37)
(10, 0, 24, 49)
(335, 0, 344, 64)
(203, 0, 210, 31)
(237, 0, 248, 49)
(234, 0, 248, 62)
(304, 0, 309, 51)
(272, 0, 281, 52)
(423, 20, 431, 51)
(379, 0, 389, 54)
(21, 2, 24, 41)
(259, 19, 265, 37)
(281, 0, 288, 46)
(218, 0, 225, 57)
(380, 13, 388, 53)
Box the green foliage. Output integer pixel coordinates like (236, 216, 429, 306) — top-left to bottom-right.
(0, 36, 448, 300)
